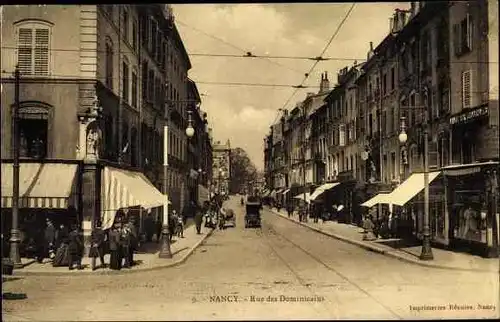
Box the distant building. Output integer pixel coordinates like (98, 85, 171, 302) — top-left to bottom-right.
(212, 139, 231, 195)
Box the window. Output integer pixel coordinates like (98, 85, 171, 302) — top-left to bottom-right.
(391, 152, 396, 180)
(368, 113, 373, 136)
(390, 67, 395, 91)
(462, 70, 472, 109)
(422, 30, 430, 69)
(151, 19, 157, 54)
(132, 20, 137, 50)
(140, 15, 148, 48)
(131, 71, 138, 107)
(122, 61, 129, 102)
(123, 8, 129, 42)
(18, 105, 49, 159)
(409, 93, 416, 125)
(382, 73, 387, 94)
(453, 14, 473, 56)
(439, 82, 450, 113)
(17, 23, 51, 75)
(148, 69, 154, 101)
(142, 61, 148, 99)
(339, 124, 346, 147)
(105, 39, 113, 89)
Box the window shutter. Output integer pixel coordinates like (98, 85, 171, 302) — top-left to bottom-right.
(34, 28, 49, 75)
(462, 70, 471, 109)
(466, 13, 473, 51)
(453, 24, 460, 56)
(18, 28, 33, 74)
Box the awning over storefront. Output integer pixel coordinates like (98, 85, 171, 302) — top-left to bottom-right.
(261, 189, 270, 197)
(310, 182, 341, 201)
(270, 189, 277, 199)
(198, 184, 210, 205)
(442, 161, 499, 176)
(361, 193, 391, 208)
(1, 163, 78, 209)
(293, 192, 311, 203)
(282, 188, 291, 195)
(385, 172, 441, 206)
(101, 166, 169, 230)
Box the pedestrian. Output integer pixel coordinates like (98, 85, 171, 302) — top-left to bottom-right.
(53, 224, 70, 267)
(144, 213, 154, 243)
(156, 220, 162, 243)
(177, 210, 185, 238)
(195, 202, 205, 234)
(68, 224, 83, 270)
(108, 223, 122, 270)
(120, 224, 132, 269)
(44, 218, 56, 261)
(127, 220, 138, 266)
(286, 203, 294, 218)
(89, 224, 107, 270)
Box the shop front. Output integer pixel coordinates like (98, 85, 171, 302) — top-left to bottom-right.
(1, 160, 81, 257)
(443, 162, 499, 257)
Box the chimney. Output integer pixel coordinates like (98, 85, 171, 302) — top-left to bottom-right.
(367, 42, 375, 60)
(319, 71, 330, 94)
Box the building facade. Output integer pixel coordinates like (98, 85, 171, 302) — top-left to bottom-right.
(1, 4, 210, 254)
(212, 140, 231, 196)
(263, 0, 499, 257)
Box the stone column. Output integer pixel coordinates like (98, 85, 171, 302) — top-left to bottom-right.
(81, 159, 99, 256)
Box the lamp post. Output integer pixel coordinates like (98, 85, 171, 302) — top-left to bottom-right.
(9, 66, 22, 268)
(159, 110, 195, 259)
(399, 108, 433, 261)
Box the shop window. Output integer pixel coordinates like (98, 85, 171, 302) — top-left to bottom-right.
(16, 21, 51, 76)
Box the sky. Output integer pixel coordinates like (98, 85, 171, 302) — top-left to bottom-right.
(172, 3, 410, 171)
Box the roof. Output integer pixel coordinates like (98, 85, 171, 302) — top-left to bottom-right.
(305, 92, 328, 117)
(171, 23, 192, 70)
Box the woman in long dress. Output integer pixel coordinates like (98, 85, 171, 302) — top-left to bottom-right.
(53, 224, 70, 267)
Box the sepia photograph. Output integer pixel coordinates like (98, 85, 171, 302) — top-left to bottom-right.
(1, 2, 499, 320)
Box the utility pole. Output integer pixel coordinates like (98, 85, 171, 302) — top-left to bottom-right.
(10, 66, 22, 268)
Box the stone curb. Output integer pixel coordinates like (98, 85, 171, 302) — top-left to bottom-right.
(269, 209, 497, 273)
(6, 228, 215, 277)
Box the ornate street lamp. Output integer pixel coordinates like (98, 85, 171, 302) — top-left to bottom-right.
(399, 110, 433, 260)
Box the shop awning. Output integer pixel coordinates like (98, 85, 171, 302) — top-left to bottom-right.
(101, 166, 169, 230)
(270, 189, 277, 199)
(261, 189, 270, 197)
(310, 182, 341, 201)
(198, 184, 210, 205)
(282, 188, 291, 195)
(1, 162, 78, 209)
(293, 192, 311, 203)
(442, 161, 499, 176)
(361, 193, 391, 208)
(385, 172, 441, 206)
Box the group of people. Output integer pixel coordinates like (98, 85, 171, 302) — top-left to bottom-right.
(106, 219, 138, 270)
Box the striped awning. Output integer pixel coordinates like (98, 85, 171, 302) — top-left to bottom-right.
(1, 162, 78, 209)
(101, 166, 169, 230)
(310, 182, 341, 201)
(361, 193, 391, 208)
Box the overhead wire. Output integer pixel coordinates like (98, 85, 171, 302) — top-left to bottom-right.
(0, 45, 497, 65)
(278, 3, 357, 117)
(175, 19, 306, 75)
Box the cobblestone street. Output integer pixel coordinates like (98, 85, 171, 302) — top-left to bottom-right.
(2, 198, 499, 320)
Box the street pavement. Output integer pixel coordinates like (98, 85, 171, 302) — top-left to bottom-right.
(269, 207, 500, 273)
(2, 196, 499, 320)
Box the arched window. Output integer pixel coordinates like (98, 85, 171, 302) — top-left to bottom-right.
(105, 37, 113, 89)
(18, 102, 51, 158)
(15, 20, 53, 76)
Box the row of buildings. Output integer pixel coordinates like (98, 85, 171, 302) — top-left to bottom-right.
(264, 1, 499, 257)
(0, 5, 216, 253)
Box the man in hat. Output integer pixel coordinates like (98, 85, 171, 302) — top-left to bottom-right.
(89, 224, 107, 270)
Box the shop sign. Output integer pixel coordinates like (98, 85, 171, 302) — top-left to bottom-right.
(449, 106, 489, 125)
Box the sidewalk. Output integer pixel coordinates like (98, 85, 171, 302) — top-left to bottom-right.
(268, 207, 499, 273)
(9, 221, 213, 276)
